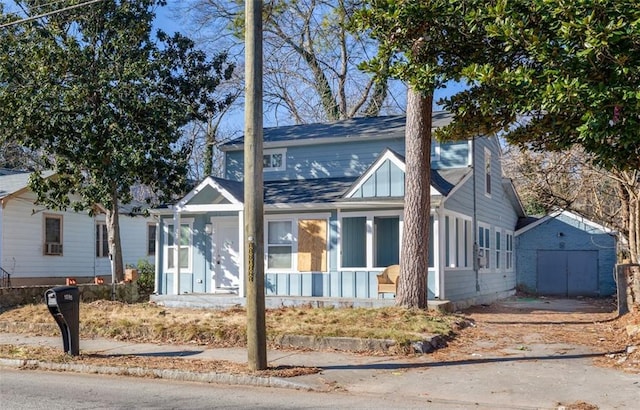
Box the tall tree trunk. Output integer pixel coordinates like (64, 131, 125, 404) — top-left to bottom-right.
(106, 186, 124, 283)
(396, 87, 432, 309)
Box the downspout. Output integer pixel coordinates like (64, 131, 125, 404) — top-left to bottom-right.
(472, 137, 480, 292)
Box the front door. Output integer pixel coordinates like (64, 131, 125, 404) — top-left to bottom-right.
(211, 217, 240, 293)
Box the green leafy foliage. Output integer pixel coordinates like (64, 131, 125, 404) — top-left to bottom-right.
(135, 259, 155, 300)
(0, 0, 235, 209)
(440, 0, 640, 171)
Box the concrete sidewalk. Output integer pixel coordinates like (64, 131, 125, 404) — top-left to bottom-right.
(1, 331, 638, 409)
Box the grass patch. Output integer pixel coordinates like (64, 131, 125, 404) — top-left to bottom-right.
(0, 301, 463, 349)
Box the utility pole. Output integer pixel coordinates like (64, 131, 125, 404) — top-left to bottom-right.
(244, 0, 267, 371)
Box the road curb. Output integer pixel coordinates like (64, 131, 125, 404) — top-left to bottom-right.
(0, 358, 318, 391)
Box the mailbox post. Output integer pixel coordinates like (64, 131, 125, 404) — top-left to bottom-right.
(45, 286, 80, 356)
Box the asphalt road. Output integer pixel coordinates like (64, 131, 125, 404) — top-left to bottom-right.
(0, 368, 530, 409)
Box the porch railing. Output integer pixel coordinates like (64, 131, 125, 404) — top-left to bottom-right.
(1, 267, 11, 288)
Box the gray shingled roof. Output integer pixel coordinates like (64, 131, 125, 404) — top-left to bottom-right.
(265, 177, 357, 204)
(222, 112, 454, 149)
(211, 177, 244, 202)
(432, 167, 472, 196)
(206, 170, 466, 205)
(0, 171, 56, 199)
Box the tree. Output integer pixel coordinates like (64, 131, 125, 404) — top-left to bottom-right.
(504, 146, 639, 263)
(0, 0, 234, 281)
(437, 0, 640, 262)
(355, 0, 487, 308)
(442, 0, 640, 171)
(177, 0, 401, 124)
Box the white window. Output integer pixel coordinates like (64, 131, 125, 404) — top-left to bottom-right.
(339, 211, 402, 270)
(263, 148, 286, 172)
(147, 223, 157, 256)
(165, 220, 193, 272)
(431, 141, 440, 161)
(505, 232, 514, 270)
(484, 148, 492, 196)
(44, 214, 63, 256)
(445, 214, 473, 269)
(96, 223, 108, 258)
(267, 220, 293, 269)
(495, 231, 501, 269)
(478, 223, 491, 269)
(265, 215, 329, 272)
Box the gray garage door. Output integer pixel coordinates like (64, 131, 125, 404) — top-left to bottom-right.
(536, 250, 599, 296)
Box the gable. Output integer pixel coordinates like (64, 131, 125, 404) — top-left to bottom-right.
(184, 184, 233, 206)
(344, 149, 462, 200)
(348, 158, 406, 198)
(171, 176, 243, 213)
(516, 210, 613, 237)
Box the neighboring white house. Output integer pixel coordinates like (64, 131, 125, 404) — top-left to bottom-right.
(0, 170, 156, 286)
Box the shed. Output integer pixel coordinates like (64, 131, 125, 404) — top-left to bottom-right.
(515, 210, 617, 297)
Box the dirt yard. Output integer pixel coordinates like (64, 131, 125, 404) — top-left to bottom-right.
(432, 296, 640, 374)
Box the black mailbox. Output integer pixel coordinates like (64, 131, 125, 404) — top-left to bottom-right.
(45, 286, 80, 356)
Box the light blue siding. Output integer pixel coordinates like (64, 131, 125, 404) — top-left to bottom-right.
(516, 214, 616, 296)
(433, 141, 470, 169)
(441, 137, 519, 303)
(225, 139, 404, 181)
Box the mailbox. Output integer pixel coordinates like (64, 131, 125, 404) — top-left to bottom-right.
(45, 286, 80, 356)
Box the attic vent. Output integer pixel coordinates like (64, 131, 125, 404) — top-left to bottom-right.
(45, 243, 63, 255)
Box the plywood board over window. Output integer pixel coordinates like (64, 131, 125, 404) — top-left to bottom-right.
(297, 219, 327, 272)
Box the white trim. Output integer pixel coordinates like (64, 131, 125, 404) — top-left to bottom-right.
(343, 149, 406, 199)
(477, 222, 492, 271)
(264, 212, 331, 274)
(263, 148, 287, 172)
(515, 209, 614, 236)
(504, 229, 514, 272)
(442, 211, 474, 270)
(337, 209, 404, 271)
(164, 217, 194, 275)
(209, 216, 241, 293)
(431, 140, 440, 161)
(484, 147, 492, 198)
(176, 176, 242, 209)
(238, 211, 245, 297)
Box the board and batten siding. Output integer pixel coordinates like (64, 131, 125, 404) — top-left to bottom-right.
(225, 138, 405, 181)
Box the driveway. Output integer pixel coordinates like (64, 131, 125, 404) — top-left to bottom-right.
(312, 296, 639, 409)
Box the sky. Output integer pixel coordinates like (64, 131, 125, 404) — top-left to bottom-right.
(1, 0, 466, 134)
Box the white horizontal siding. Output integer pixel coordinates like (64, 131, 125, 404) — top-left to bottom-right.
(2, 190, 154, 280)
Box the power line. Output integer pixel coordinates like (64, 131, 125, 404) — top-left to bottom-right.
(0, 0, 106, 29)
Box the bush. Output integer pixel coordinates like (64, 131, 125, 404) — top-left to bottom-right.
(135, 259, 155, 300)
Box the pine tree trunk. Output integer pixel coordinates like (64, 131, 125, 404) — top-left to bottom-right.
(396, 87, 432, 309)
(106, 187, 124, 282)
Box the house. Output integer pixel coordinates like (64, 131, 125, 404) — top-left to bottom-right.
(0, 170, 155, 286)
(152, 112, 526, 308)
(515, 210, 617, 297)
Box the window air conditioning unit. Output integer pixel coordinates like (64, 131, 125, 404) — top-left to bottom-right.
(46, 243, 63, 255)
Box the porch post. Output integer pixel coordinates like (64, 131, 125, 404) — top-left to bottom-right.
(238, 210, 245, 297)
(173, 210, 181, 295)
